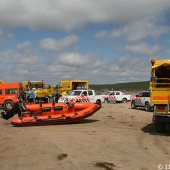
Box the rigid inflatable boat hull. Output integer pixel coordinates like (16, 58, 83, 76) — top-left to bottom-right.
(11, 103, 100, 126)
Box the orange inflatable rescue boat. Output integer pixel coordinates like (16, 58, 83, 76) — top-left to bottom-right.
(1, 99, 100, 127)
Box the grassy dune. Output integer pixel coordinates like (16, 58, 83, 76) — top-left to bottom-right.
(89, 81, 149, 92)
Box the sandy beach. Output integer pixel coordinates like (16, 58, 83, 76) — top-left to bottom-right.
(0, 102, 170, 170)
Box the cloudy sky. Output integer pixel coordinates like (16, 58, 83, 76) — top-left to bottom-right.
(1, 0, 170, 85)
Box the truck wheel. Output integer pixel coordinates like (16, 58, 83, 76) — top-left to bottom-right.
(155, 121, 166, 133)
(96, 100, 102, 107)
(145, 102, 151, 112)
(4, 100, 14, 110)
(131, 101, 136, 109)
(122, 98, 127, 103)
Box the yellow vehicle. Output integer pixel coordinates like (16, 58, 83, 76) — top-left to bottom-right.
(58, 80, 88, 95)
(150, 59, 170, 133)
(22, 80, 54, 103)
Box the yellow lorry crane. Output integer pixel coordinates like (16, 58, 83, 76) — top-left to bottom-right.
(22, 80, 54, 103)
(150, 59, 170, 133)
(58, 80, 88, 95)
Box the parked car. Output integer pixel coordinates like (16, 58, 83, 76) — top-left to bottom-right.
(103, 91, 131, 103)
(58, 89, 104, 107)
(131, 91, 153, 111)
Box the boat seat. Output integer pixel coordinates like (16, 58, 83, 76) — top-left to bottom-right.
(41, 107, 51, 112)
(53, 106, 63, 111)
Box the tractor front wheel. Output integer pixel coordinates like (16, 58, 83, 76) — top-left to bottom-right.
(4, 100, 14, 110)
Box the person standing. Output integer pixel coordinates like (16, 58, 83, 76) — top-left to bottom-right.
(29, 88, 35, 104)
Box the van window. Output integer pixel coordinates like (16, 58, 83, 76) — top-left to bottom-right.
(0, 89, 2, 95)
(5, 89, 18, 94)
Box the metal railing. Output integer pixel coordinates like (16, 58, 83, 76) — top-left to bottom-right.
(151, 78, 170, 88)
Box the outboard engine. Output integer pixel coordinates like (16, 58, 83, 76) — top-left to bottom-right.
(1, 102, 21, 120)
(1, 96, 26, 120)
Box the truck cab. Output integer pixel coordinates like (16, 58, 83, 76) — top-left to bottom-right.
(0, 82, 23, 110)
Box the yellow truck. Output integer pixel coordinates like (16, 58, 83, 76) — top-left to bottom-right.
(58, 80, 88, 95)
(22, 80, 54, 103)
(150, 59, 170, 133)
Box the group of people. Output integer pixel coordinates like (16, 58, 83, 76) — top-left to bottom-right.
(20, 88, 67, 104)
(22, 88, 62, 104)
(19, 88, 36, 104)
(25, 88, 36, 104)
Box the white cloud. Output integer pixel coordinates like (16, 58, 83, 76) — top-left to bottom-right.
(58, 52, 93, 66)
(0, 29, 15, 46)
(16, 41, 32, 52)
(96, 17, 169, 42)
(49, 52, 151, 84)
(95, 30, 110, 40)
(126, 43, 162, 55)
(39, 35, 79, 52)
(7, 32, 14, 40)
(0, 41, 38, 64)
(0, 29, 3, 46)
(0, 0, 170, 31)
(0, 41, 151, 84)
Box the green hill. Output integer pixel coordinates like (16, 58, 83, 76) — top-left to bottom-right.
(89, 81, 150, 92)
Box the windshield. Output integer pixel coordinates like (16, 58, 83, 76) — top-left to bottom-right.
(68, 90, 82, 96)
(31, 84, 44, 89)
(105, 92, 112, 95)
(105, 91, 116, 95)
